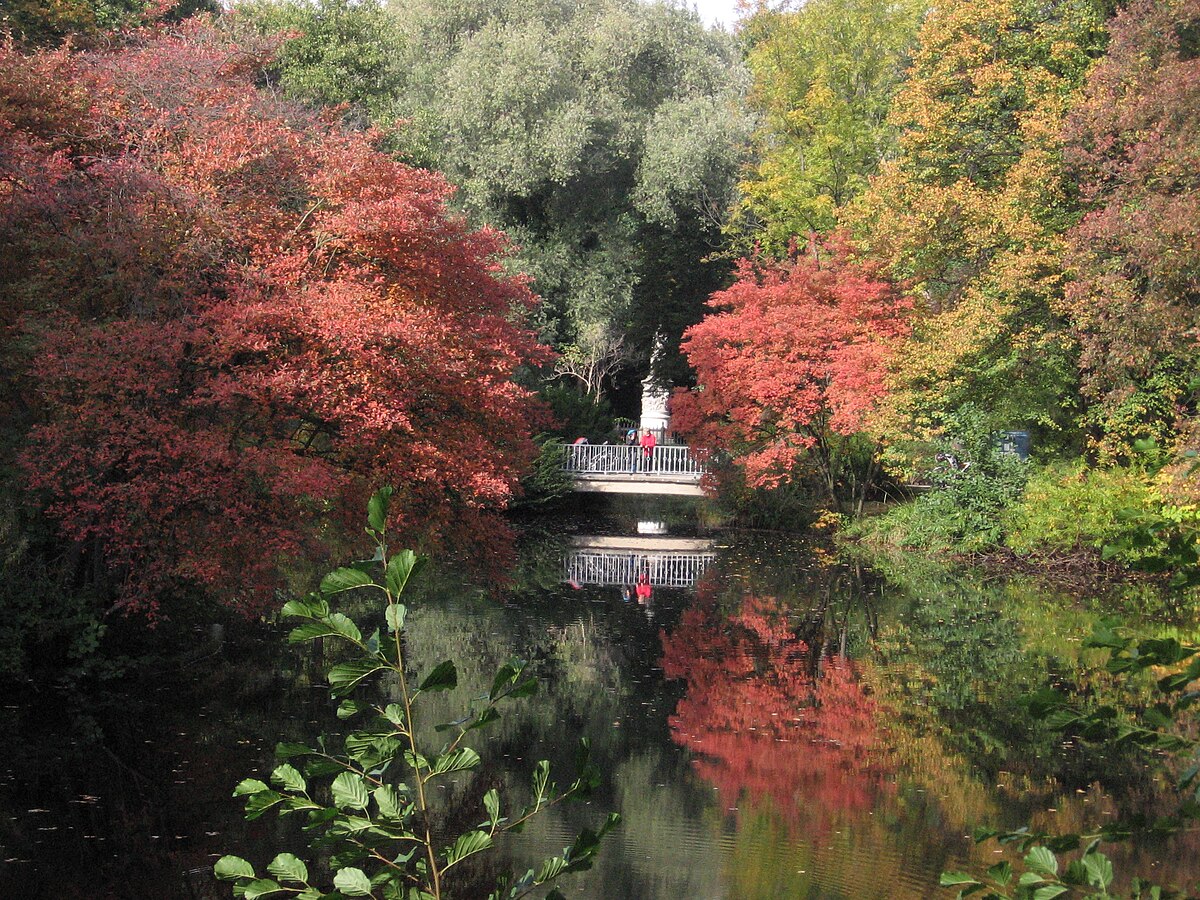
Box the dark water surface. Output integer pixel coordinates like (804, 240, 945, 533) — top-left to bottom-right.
(3, 496, 1199, 898)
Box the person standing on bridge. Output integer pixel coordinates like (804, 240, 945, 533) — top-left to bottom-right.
(639, 428, 656, 473)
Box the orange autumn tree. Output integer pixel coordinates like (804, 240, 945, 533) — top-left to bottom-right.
(659, 590, 893, 835)
(0, 20, 549, 616)
(672, 238, 910, 511)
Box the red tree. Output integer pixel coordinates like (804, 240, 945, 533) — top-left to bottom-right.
(0, 22, 549, 615)
(672, 238, 910, 507)
(659, 591, 894, 835)
(1062, 0, 1200, 449)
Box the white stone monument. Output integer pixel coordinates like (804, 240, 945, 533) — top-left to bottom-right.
(638, 336, 670, 436)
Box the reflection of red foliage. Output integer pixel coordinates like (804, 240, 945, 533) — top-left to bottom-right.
(661, 594, 893, 833)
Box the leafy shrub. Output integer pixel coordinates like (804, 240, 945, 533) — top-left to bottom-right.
(1005, 463, 1165, 562)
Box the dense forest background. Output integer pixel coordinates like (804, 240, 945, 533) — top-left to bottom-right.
(1, 0, 1198, 679)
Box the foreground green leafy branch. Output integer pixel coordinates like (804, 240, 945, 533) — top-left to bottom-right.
(217, 487, 619, 900)
(942, 621, 1200, 899)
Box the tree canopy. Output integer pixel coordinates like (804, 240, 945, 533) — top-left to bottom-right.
(0, 20, 548, 615)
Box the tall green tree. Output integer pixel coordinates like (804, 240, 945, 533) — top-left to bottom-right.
(733, 0, 925, 254)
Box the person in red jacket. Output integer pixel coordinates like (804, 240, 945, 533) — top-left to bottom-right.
(639, 429, 656, 472)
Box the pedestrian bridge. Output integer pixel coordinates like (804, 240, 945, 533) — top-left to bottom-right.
(560, 442, 707, 496)
(564, 535, 718, 589)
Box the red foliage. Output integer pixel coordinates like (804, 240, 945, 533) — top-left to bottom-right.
(1062, 0, 1200, 414)
(671, 238, 910, 489)
(0, 22, 549, 615)
(660, 591, 894, 835)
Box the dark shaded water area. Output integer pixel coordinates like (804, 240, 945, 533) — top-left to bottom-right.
(3, 494, 1199, 898)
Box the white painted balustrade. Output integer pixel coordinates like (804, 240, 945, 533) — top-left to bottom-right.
(564, 550, 717, 588)
(560, 442, 706, 478)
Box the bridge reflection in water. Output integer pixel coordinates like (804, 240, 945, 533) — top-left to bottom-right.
(563, 534, 717, 589)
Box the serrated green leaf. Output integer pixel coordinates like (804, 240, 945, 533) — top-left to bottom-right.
(326, 612, 362, 644)
(332, 771, 370, 811)
(1033, 886, 1068, 900)
(385, 603, 407, 634)
(532, 759, 550, 802)
(337, 699, 368, 720)
(320, 567, 375, 595)
(276, 742, 313, 759)
(242, 878, 283, 899)
(288, 621, 338, 643)
(271, 764, 306, 793)
(367, 487, 393, 533)
(214, 856, 256, 880)
(484, 788, 500, 826)
(1025, 846, 1057, 876)
(383, 703, 406, 728)
(1081, 852, 1113, 889)
(419, 660, 457, 692)
(535, 856, 567, 883)
(986, 861, 1012, 885)
(267, 853, 308, 884)
(374, 784, 403, 819)
(467, 707, 501, 733)
(445, 830, 493, 867)
(385, 550, 426, 598)
(328, 660, 385, 697)
(234, 778, 269, 797)
(431, 747, 480, 775)
(938, 873, 980, 888)
(245, 790, 285, 820)
(333, 866, 373, 896)
(489, 662, 519, 701)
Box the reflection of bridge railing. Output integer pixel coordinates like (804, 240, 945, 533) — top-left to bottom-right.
(561, 443, 706, 478)
(564, 536, 717, 588)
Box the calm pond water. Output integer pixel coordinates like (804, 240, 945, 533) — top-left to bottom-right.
(3, 495, 1199, 898)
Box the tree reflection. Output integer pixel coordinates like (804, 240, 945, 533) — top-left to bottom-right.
(660, 586, 894, 835)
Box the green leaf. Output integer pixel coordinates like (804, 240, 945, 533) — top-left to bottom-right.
(383, 703, 407, 728)
(432, 747, 480, 775)
(489, 661, 520, 701)
(536, 856, 567, 883)
(1025, 846, 1058, 876)
(288, 621, 338, 643)
(385, 550, 426, 597)
(1081, 852, 1113, 889)
(332, 771, 370, 811)
(419, 660, 457, 692)
(467, 707, 501, 733)
(328, 660, 386, 697)
(242, 878, 284, 899)
(276, 742, 313, 759)
(986, 861, 1012, 885)
(338, 699, 369, 720)
(385, 603, 407, 634)
(271, 764, 306, 793)
(367, 487, 393, 534)
(234, 778, 269, 797)
(267, 853, 309, 884)
(281, 597, 328, 619)
(483, 788, 500, 826)
(1033, 886, 1068, 900)
(326, 612, 363, 643)
(320, 567, 375, 595)
(333, 866, 374, 896)
(374, 784, 404, 820)
(531, 759, 550, 804)
(445, 830, 493, 867)
(245, 790, 285, 820)
(214, 856, 256, 881)
(939, 873, 980, 888)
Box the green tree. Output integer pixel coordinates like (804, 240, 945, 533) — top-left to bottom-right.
(242, 0, 753, 401)
(733, 0, 926, 254)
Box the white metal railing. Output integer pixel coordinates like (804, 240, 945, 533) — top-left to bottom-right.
(564, 550, 717, 588)
(560, 442, 706, 478)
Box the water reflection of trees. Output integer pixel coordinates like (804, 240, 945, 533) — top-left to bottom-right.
(660, 580, 893, 837)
